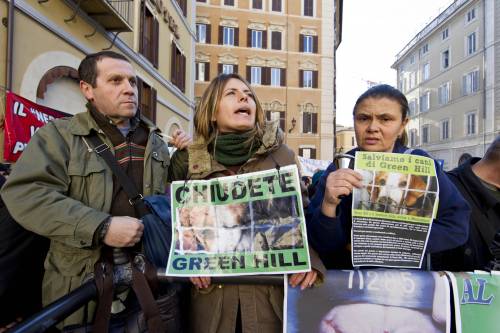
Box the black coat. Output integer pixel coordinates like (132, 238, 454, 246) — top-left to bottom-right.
(431, 158, 500, 271)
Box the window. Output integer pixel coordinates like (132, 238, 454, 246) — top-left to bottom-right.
(441, 50, 449, 69)
(270, 68, 281, 87)
(303, 0, 314, 16)
(195, 62, 209, 81)
(266, 111, 285, 131)
(304, 35, 313, 53)
(271, 31, 282, 50)
(176, 0, 187, 16)
(419, 91, 430, 113)
(302, 112, 318, 134)
(410, 129, 417, 147)
(462, 70, 479, 95)
(421, 43, 429, 55)
(410, 54, 415, 64)
(252, 0, 262, 9)
(299, 147, 316, 159)
(300, 34, 317, 53)
(422, 63, 430, 81)
(467, 32, 476, 55)
(223, 64, 234, 74)
(139, 1, 159, 68)
(224, 0, 235, 6)
(272, 0, 282, 11)
(171, 43, 186, 92)
(196, 24, 208, 44)
(409, 99, 417, 116)
(441, 119, 450, 140)
(300, 70, 318, 88)
(251, 30, 263, 48)
(303, 71, 312, 88)
(222, 26, 235, 46)
(422, 125, 430, 144)
(351, 137, 355, 146)
(251, 66, 262, 85)
(438, 82, 450, 105)
(442, 28, 449, 40)
(466, 112, 476, 135)
(466, 7, 476, 23)
(409, 71, 416, 89)
(137, 78, 157, 123)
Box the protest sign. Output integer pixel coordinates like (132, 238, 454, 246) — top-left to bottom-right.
(297, 156, 330, 177)
(448, 271, 500, 333)
(351, 152, 439, 268)
(286, 269, 450, 333)
(166, 165, 310, 276)
(3, 91, 70, 162)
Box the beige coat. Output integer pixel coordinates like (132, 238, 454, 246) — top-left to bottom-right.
(169, 121, 325, 333)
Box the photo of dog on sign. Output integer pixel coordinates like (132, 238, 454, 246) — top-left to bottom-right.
(353, 170, 438, 218)
(175, 196, 304, 254)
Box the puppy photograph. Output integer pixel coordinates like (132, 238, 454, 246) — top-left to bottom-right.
(175, 196, 305, 254)
(353, 170, 438, 218)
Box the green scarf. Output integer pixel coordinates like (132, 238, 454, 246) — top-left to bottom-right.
(213, 131, 260, 166)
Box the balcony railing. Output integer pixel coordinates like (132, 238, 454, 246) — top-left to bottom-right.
(68, 0, 133, 32)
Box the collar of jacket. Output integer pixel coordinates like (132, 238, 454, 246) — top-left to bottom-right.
(450, 157, 498, 211)
(187, 120, 283, 176)
(67, 105, 160, 136)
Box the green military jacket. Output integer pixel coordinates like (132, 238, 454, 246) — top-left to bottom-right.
(1, 110, 170, 326)
(169, 121, 324, 333)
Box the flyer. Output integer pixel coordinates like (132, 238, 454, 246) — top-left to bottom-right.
(286, 269, 450, 333)
(166, 165, 311, 276)
(351, 152, 439, 268)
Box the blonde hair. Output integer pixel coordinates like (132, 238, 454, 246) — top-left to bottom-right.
(194, 73, 265, 142)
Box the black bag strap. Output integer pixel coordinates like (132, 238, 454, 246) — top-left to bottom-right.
(85, 132, 149, 217)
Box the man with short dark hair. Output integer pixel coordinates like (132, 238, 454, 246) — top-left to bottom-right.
(1, 51, 190, 327)
(432, 136, 500, 271)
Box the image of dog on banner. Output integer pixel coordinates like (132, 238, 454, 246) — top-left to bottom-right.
(175, 196, 304, 254)
(353, 170, 438, 218)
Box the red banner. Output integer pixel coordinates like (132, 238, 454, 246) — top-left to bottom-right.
(4, 91, 70, 162)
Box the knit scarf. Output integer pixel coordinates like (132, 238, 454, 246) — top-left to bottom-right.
(213, 131, 260, 166)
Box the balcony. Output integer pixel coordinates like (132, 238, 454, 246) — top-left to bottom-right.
(67, 0, 133, 32)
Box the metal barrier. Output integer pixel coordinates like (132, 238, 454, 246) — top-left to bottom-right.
(9, 272, 284, 333)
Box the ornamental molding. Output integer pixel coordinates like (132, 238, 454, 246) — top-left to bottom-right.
(298, 102, 319, 113)
(196, 52, 210, 62)
(299, 28, 317, 36)
(268, 23, 285, 32)
(218, 53, 238, 65)
(266, 57, 286, 68)
(299, 60, 318, 70)
(220, 17, 238, 27)
(247, 56, 267, 66)
(263, 100, 286, 112)
(248, 22, 267, 30)
(196, 16, 210, 24)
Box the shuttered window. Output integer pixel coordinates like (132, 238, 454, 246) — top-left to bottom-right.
(139, 1, 159, 68)
(137, 77, 157, 123)
(171, 43, 186, 93)
(302, 112, 318, 134)
(271, 31, 282, 50)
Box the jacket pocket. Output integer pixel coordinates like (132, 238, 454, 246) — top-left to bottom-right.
(67, 158, 107, 210)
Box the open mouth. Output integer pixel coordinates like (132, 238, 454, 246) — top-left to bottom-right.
(235, 107, 250, 115)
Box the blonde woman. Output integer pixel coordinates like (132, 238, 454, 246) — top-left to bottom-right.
(169, 73, 324, 333)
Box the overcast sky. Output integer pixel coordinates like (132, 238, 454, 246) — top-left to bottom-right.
(336, 0, 455, 126)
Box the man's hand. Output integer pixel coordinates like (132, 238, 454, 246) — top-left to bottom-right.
(103, 216, 143, 247)
(169, 129, 192, 150)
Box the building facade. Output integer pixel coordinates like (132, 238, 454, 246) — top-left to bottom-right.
(335, 124, 355, 154)
(392, 0, 499, 170)
(194, 0, 342, 160)
(1, 0, 195, 160)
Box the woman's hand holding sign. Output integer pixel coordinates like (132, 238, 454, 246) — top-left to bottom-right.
(321, 169, 363, 217)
